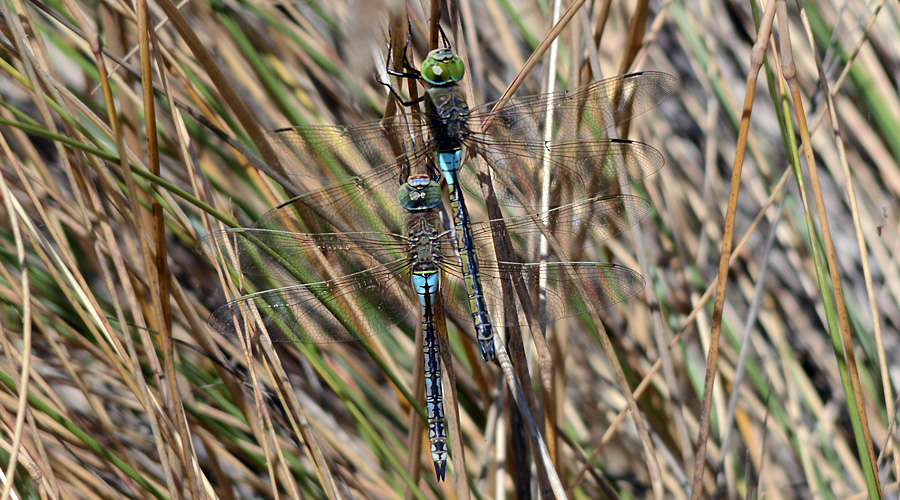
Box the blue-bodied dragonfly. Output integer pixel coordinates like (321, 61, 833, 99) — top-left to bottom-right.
(200, 171, 650, 480)
(255, 48, 675, 361)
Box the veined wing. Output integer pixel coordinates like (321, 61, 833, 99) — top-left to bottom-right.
(199, 228, 408, 285)
(461, 139, 664, 208)
(466, 71, 678, 144)
(442, 261, 644, 328)
(451, 194, 651, 261)
(207, 261, 415, 343)
(253, 162, 415, 235)
(256, 113, 438, 182)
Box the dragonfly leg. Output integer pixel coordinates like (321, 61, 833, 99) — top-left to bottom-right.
(379, 33, 425, 106)
(394, 20, 420, 74)
(375, 73, 426, 107)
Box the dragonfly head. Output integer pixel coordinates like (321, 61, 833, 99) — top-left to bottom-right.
(399, 175, 441, 211)
(421, 48, 465, 86)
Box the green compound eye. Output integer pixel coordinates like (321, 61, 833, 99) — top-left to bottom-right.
(421, 49, 465, 86)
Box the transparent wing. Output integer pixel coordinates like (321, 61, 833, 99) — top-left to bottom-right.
(207, 261, 415, 343)
(461, 139, 664, 208)
(442, 262, 644, 328)
(199, 228, 408, 284)
(466, 71, 678, 144)
(256, 114, 438, 182)
(457, 194, 651, 260)
(457, 71, 674, 208)
(257, 162, 412, 236)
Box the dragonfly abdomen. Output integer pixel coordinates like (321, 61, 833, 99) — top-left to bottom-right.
(413, 270, 447, 480)
(450, 186, 495, 361)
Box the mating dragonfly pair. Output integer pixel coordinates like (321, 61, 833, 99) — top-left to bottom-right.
(200, 46, 676, 481)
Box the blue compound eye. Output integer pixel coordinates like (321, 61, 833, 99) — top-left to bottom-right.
(398, 175, 442, 210)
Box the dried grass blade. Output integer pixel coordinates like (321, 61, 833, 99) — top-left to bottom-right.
(689, 1, 777, 497)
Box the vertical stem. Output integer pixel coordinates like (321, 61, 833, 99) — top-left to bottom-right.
(537, 0, 563, 471)
(689, 1, 777, 497)
(776, 0, 882, 496)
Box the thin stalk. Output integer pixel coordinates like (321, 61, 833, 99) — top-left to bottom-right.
(776, 0, 882, 496)
(537, 0, 563, 476)
(689, 3, 777, 496)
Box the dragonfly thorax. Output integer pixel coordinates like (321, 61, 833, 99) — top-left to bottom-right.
(426, 86, 470, 150)
(405, 213, 443, 273)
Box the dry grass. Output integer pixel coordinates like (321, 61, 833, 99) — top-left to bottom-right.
(1, 0, 898, 498)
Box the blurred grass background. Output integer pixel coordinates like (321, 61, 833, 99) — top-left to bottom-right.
(1, 0, 899, 498)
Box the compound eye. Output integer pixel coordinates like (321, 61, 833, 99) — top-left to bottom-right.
(445, 55, 465, 82)
(421, 49, 465, 85)
(421, 58, 448, 84)
(398, 177, 441, 210)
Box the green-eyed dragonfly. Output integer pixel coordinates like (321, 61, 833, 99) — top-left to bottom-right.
(200, 173, 650, 480)
(255, 49, 675, 361)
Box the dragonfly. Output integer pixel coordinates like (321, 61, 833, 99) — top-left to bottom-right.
(200, 172, 651, 481)
(254, 46, 676, 362)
